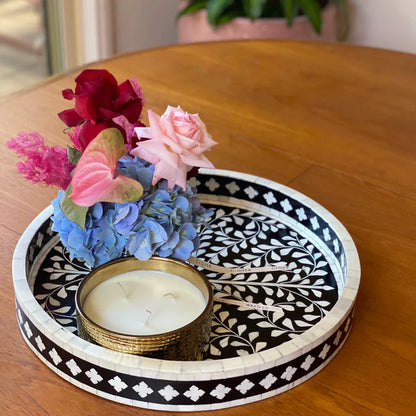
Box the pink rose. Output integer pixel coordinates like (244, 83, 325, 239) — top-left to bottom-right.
(132, 106, 217, 190)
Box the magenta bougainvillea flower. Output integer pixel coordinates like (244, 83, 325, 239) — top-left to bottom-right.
(7, 132, 74, 188)
(132, 106, 217, 190)
(58, 69, 145, 151)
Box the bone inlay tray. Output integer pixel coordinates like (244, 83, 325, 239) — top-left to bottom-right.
(13, 169, 360, 411)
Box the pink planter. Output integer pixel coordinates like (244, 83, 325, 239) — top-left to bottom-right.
(178, 3, 337, 43)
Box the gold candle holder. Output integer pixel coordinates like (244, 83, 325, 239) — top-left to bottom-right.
(75, 256, 213, 360)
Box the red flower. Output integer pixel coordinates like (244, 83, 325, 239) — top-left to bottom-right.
(58, 69, 144, 151)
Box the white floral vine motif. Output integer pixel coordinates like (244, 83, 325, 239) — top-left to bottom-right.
(210, 266, 333, 339)
(42, 245, 91, 280)
(196, 206, 338, 358)
(35, 244, 89, 330)
(197, 210, 324, 281)
(197, 208, 287, 268)
(36, 280, 81, 313)
(210, 286, 316, 354)
(210, 307, 257, 356)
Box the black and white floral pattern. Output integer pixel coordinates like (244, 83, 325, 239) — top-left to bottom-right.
(16, 170, 358, 410)
(33, 244, 89, 333)
(32, 183, 340, 361)
(195, 206, 338, 358)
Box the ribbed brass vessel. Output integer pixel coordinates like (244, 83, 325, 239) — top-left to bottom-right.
(76, 256, 213, 360)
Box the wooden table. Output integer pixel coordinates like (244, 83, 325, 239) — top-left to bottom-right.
(0, 41, 415, 415)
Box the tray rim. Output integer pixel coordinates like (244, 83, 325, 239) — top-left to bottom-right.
(12, 168, 360, 408)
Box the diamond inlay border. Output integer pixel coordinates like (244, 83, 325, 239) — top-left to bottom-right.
(16, 300, 354, 408)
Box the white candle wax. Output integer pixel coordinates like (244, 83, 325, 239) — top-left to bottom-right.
(83, 270, 207, 335)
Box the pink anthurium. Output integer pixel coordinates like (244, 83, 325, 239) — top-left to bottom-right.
(70, 128, 143, 207)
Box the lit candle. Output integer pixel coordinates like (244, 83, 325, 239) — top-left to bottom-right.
(83, 270, 207, 335)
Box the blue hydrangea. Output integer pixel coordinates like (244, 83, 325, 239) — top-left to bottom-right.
(127, 217, 167, 261)
(52, 193, 127, 267)
(172, 223, 198, 260)
(117, 156, 154, 192)
(51, 157, 214, 268)
(113, 202, 141, 235)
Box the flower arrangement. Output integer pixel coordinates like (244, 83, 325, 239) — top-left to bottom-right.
(8, 69, 217, 268)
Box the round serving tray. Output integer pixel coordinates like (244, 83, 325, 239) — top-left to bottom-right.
(12, 169, 360, 411)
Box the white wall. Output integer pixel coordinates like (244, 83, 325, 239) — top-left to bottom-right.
(113, 0, 180, 54)
(81, 0, 114, 64)
(348, 0, 416, 54)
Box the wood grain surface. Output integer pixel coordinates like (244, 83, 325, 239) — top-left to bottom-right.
(0, 41, 415, 416)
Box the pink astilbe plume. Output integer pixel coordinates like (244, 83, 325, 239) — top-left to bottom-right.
(7, 132, 74, 189)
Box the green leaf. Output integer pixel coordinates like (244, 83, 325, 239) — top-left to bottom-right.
(298, 0, 322, 33)
(177, 0, 208, 18)
(206, 0, 234, 26)
(59, 184, 88, 229)
(67, 146, 81, 166)
(242, 0, 267, 20)
(216, 10, 241, 25)
(283, 0, 297, 27)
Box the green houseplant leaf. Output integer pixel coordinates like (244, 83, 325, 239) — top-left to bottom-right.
(207, 0, 234, 26)
(283, 0, 297, 26)
(178, 0, 208, 18)
(242, 0, 268, 20)
(298, 0, 322, 33)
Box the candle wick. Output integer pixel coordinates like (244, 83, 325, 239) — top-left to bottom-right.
(145, 309, 152, 325)
(117, 281, 128, 298)
(164, 292, 176, 302)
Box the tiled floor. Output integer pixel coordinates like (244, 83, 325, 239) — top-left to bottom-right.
(0, 0, 48, 98)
